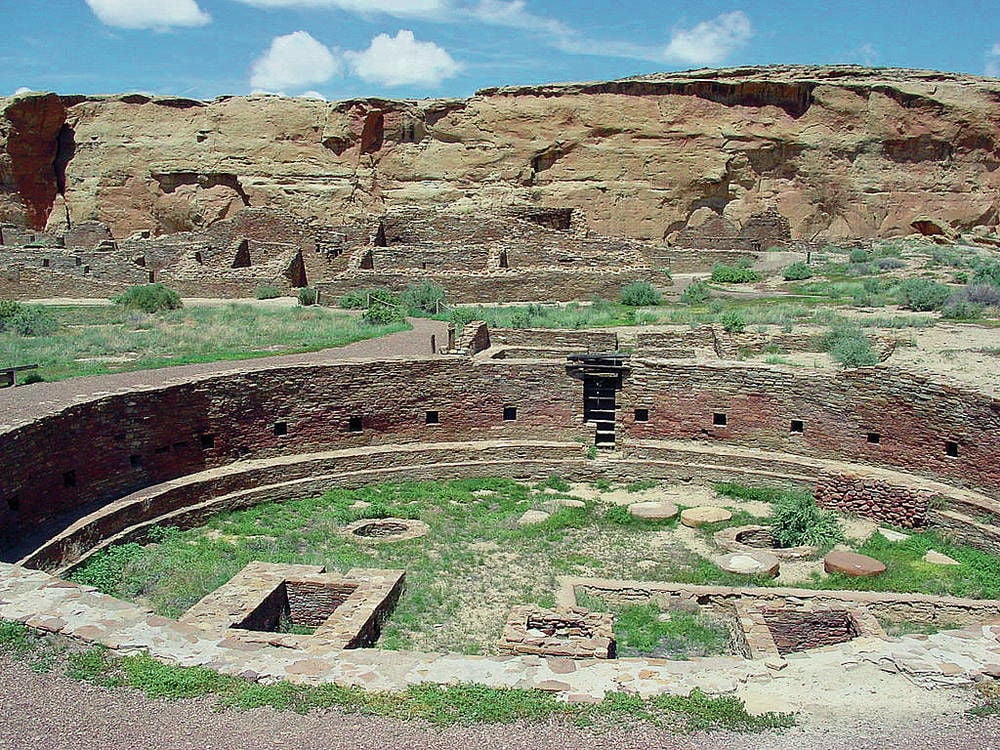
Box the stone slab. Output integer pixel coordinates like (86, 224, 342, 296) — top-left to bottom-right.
(717, 551, 780, 578)
(680, 506, 732, 528)
(824, 551, 886, 578)
(628, 501, 678, 521)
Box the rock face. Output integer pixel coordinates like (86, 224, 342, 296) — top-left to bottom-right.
(2, 66, 999, 240)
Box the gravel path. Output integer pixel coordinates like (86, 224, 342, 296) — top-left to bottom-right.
(0, 317, 448, 427)
(1, 656, 999, 750)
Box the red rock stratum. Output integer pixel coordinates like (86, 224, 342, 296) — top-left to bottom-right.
(2, 66, 999, 241)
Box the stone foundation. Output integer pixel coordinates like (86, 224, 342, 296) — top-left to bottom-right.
(499, 606, 616, 659)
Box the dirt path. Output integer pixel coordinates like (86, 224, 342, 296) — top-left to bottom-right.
(0, 656, 996, 750)
(0, 317, 448, 427)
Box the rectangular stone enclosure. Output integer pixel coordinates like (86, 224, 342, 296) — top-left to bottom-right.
(182, 562, 404, 649)
(499, 606, 616, 659)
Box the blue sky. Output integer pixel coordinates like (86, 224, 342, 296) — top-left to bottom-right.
(2, 1, 999, 100)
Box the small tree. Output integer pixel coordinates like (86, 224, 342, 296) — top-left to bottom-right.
(770, 492, 842, 548)
(401, 281, 447, 314)
(297, 287, 319, 306)
(896, 278, 952, 312)
(720, 311, 746, 333)
(711, 264, 761, 284)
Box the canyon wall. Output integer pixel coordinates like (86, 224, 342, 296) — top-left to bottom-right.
(2, 66, 999, 242)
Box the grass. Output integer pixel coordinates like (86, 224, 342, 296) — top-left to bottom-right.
(576, 596, 731, 659)
(0, 304, 408, 381)
(70, 478, 768, 655)
(814, 528, 1000, 599)
(0, 619, 794, 731)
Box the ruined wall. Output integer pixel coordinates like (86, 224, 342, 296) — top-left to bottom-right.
(814, 475, 930, 528)
(4, 357, 1000, 558)
(622, 362, 1000, 494)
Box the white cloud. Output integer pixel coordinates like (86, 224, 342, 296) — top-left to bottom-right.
(298, 90, 328, 100)
(988, 44, 1000, 77)
(13, 87, 32, 95)
(345, 30, 460, 87)
(663, 11, 753, 66)
(470, 0, 570, 37)
(232, 0, 447, 17)
(84, 0, 210, 30)
(250, 31, 342, 91)
(854, 43, 878, 67)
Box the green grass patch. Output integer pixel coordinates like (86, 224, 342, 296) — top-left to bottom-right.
(0, 303, 408, 381)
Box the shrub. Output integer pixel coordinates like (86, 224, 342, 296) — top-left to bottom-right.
(362, 302, 403, 325)
(782, 262, 813, 281)
(401, 281, 447, 314)
(112, 284, 182, 313)
(254, 285, 282, 300)
(896, 278, 952, 311)
(769, 492, 842, 548)
(824, 324, 878, 368)
(619, 281, 662, 307)
(849, 248, 870, 263)
(19, 372, 44, 385)
(680, 279, 712, 305)
(338, 290, 368, 309)
(0, 300, 22, 323)
(972, 261, 1000, 288)
(963, 283, 1000, 307)
(711, 264, 761, 284)
(720, 311, 746, 334)
(941, 300, 983, 320)
(297, 287, 318, 306)
(8, 306, 57, 336)
(876, 257, 906, 271)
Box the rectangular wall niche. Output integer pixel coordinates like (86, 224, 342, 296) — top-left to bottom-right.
(199, 433, 216, 449)
(273, 421, 288, 436)
(946, 440, 959, 458)
(425, 411, 440, 425)
(713, 412, 728, 426)
(790, 420, 804, 433)
(867, 432, 881, 444)
(503, 406, 517, 421)
(348, 416, 363, 433)
(634, 408, 649, 423)
(62, 470, 76, 488)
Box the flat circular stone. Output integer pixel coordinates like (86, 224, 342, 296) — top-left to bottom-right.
(824, 551, 886, 577)
(717, 551, 780, 577)
(681, 506, 733, 528)
(517, 510, 551, 526)
(628, 501, 679, 521)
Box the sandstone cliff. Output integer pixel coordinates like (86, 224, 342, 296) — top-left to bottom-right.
(2, 66, 999, 242)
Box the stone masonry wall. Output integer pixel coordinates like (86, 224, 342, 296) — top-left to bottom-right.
(4, 358, 1000, 554)
(815, 475, 931, 528)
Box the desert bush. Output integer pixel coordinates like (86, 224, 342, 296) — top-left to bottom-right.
(297, 287, 318, 306)
(620, 281, 662, 306)
(823, 324, 878, 368)
(401, 281, 447, 314)
(962, 283, 1000, 307)
(876, 257, 906, 271)
(972, 261, 1000, 288)
(0, 300, 21, 322)
(782, 262, 813, 281)
(711, 264, 761, 284)
(770, 492, 842, 548)
(720, 311, 746, 334)
(254, 285, 282, 300)
(896, 278, 952, 311)
(7, 306, 58, 336)
(111, 284, 182, 313)
(362, 302, 403, 325)
(849, 248, 870, 263)
(941, 300, 983, 320)
(680, 279, 712, 305)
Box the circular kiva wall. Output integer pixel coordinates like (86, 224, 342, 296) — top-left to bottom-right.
(3, 356, 1000, 570)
